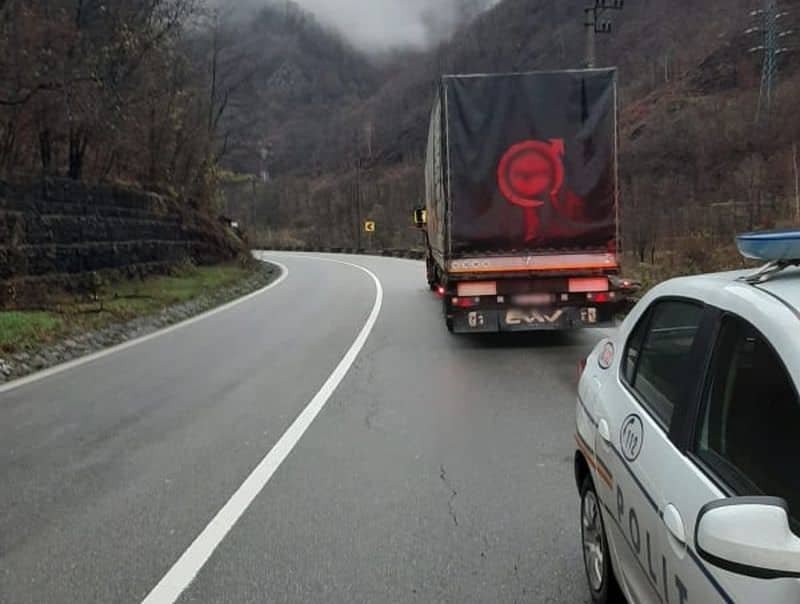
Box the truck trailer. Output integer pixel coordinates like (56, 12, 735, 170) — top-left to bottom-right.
(417, 68, 636, 333)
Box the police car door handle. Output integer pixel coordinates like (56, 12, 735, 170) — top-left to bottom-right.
(663, 504, 687, 546)
(598, 419, 612, 444)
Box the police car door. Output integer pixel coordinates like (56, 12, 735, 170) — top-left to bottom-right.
(596, 299, 708, 603)
(659, 313, 800, 603)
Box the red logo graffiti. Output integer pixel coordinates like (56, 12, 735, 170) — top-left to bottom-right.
(497, 139, 565, 241)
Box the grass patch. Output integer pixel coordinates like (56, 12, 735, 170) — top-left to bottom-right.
(0, 312, 64, 353)
(0, 263, 253, 354)
(97, 264, 251, 320)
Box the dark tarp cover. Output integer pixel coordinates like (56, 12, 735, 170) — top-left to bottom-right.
(436, 69, 617, 257)
(424, 93, 447, 260)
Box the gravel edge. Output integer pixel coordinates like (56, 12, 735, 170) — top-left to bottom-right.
(0, 261, 280, 384)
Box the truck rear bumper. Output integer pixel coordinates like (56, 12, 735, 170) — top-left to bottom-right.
(449, 306, 616, 334)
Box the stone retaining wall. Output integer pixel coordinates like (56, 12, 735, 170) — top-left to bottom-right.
(0, 179, 241, 307)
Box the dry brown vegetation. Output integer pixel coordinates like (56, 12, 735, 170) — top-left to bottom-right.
(216, 0, 800, 283)
(5, 0, 800, 284)
(0, 0, 256, 205)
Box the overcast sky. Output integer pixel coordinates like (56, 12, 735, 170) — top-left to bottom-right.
(219, 0, 499, 52)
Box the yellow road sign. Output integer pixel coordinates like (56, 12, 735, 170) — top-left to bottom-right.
(364, 220, 376, 233)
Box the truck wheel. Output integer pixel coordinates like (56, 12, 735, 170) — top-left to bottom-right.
(426, 256, 437, 290)
(580, 476, 624, 604)
(443, 297, 454, 333)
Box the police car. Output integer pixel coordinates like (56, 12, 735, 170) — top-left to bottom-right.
(575, 230, 800, 604)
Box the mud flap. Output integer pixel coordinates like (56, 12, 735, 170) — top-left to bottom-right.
(451, 309, 501, 333)
(450, 307, 614, 333)
(501, 307, 607, 331)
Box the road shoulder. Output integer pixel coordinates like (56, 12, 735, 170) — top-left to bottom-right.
(0, 260, 284, 387)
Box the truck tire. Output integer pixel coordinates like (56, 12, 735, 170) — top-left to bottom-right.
(443, 297, 454, 332)
(426, 255, 437, 290)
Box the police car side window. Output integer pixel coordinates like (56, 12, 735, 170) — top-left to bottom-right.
(624, 309, 648, 384)
(623, 301, 704, 428)
(696, 316, 800, 526)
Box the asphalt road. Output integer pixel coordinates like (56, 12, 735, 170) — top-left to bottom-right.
(0, 253, 611, 604)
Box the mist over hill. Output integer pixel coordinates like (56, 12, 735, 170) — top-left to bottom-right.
(211, 0, 500, 52)
(217, 0, 800, 259)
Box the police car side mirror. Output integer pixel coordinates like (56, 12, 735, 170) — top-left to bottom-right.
(695, 497, 800, 579)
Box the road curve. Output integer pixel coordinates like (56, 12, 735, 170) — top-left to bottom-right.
(0, 253, 609, 604)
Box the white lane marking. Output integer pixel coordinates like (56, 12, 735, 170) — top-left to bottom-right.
(0, 261, 289, 395)
(141, 256, 383, 604)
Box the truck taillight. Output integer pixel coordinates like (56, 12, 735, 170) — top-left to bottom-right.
(452, 297, 479, 308)
(457, 281, 497, 297)
(435, 285, 446, 298)
(587, 292, 616, 303)
(609, 275, 640, 291)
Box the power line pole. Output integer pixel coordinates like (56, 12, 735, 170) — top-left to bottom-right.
(757, 0, 778, 123)
(793, 141, 799, 222)
(747, 0, 794, 124)
(584, 7, 597, 68)
(584, 0, 625, 68)
(355, 158, 363, 250)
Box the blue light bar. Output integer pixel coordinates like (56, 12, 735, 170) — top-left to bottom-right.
(737, 230, 800, 262)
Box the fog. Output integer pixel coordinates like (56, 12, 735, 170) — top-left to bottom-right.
(215, 0, 499, 52)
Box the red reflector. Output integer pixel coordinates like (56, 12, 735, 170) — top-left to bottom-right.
(454, 297, 479, 308)
(588, 292, 612, 303)
(569, 277, 609, 293)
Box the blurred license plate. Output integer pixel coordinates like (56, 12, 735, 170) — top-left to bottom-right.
(512, 293, 554, 306)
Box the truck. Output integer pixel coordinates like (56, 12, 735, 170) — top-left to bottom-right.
(415, 68, 637, 333)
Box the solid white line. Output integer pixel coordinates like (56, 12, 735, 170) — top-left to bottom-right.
(140, 256, 384, 604)
(0, 261, 289, 395)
